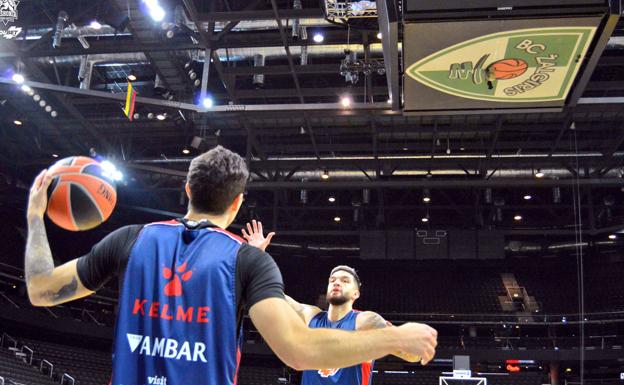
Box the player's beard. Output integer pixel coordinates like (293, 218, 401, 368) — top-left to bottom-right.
(326, 292, 349, 306)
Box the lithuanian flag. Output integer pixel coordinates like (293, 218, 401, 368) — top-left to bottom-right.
(124, 82, 137, 121)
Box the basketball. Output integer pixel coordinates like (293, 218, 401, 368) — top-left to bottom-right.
(487, 58, 529, 80)
(46, 156, 117, 231)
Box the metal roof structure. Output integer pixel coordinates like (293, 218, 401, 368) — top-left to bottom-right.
(0, 0, 623, 254)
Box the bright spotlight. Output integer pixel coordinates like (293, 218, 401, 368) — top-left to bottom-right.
(523, 195, 532, 200)
(12, 73, 24, 84)
(340, 96, 352, 108)
(90, 20, 102, 29)
(21, 85, 31, 92)
(377, 32, 382, 39)
(313, 33, 324, 43)
(148, 5, 166, 21)
(156, 114, 166, 120)
(514, 215, 523, 221)
(113, 170, 124, 181)
(333, 216, 341, 222)
(201, 97, 214, 109)
(101, 160, 123, 181)
(127, 74, 137, 81)
(101, 160, 116, 174)
(609, 234, 617, 240)
(421, 217, 429, 223)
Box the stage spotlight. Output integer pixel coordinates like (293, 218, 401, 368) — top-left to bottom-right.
(201, 97, 214, 109)
(12, 73, 24, 84)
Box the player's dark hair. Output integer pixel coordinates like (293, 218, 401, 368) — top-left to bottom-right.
(187, 146, 249, 215)
(330, 265, 362, 289)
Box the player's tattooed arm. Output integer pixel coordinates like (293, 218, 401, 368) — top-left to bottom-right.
(25, 169, 55, 285)
(37, 277, 78, 303)
(357, 311, 423, 363)
(24, 169, 94, 307)
(25, 215, 55, 281)
(357, 311, 388, 330)
(284, 295, 322, 325)
(25, 216, 92, 306)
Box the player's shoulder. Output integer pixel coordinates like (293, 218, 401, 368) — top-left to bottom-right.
(354, 309, 376, 316)
(354, 310, 377, 319)
(311, 309, 327, 321)
(207, 227, 245, 244)
(355, 310, 386, 330)
(144, 219, 180, 227)
(99, 224, 144, 244)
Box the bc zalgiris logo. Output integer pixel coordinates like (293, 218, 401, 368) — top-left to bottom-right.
(405, 27, 596, 102)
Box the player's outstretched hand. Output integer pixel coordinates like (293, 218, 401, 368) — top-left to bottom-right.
(242, 220, 275, 252)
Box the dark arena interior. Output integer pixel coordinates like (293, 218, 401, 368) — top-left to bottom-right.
(1, 0, 624, 384)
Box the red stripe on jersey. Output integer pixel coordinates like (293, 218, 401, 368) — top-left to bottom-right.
(211, 227, 245, 243)
(233, 348, 242, 385)
(146, 219, 181, 226)
(361, 361, 373, 385)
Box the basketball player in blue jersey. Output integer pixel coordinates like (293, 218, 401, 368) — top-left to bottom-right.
(243, 223, 422, 385)
(24, 146, 438, 385)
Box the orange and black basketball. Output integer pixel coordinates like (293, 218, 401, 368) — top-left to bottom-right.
(46, 156, 117, 231)
(487, 58, 529, 80)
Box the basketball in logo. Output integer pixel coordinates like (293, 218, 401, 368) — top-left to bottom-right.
(46, 156, 117, 231)
(486, 58, 529, 80)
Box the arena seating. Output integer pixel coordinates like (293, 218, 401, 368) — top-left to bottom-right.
(13, 338, 111, 385)
(277, 258, 507, 314)
(3, 336, 288, 385)
(508, 260, 581, 314)
(2, 257, 624, 332)
(277, 257, 624, 315)
(585, 262, 624, 312)
(0, 345, 59, 385)
(237, 365, 286, 385)
(510, 260, 624, 314)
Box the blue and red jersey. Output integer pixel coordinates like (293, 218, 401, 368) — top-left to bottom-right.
(301, 310, 374, 385)
(111, 221, 244, 385)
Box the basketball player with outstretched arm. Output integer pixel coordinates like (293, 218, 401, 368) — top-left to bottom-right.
(24, 146, 438, 385)
(243, 220, 428, 385)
